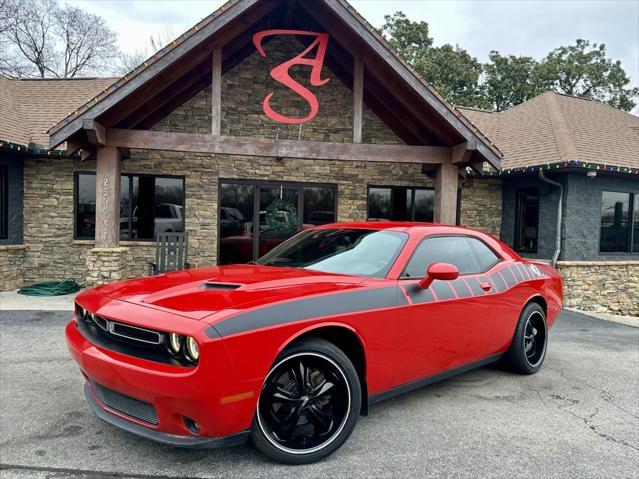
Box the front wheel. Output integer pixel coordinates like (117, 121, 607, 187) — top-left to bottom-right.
(502, 302, 548, 374)
(250, 338, 361, 464)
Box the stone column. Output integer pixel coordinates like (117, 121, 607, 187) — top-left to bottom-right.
(434, 158, 458, 225)
(85, 247, 129, 287)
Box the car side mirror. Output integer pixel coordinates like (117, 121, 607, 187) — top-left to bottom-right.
(418, 262, 459, 289)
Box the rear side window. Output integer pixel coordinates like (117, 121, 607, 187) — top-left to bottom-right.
(403, 236, 500, 278)
(467, 237, 500, 271)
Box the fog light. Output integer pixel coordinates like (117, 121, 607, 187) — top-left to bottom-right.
(167, 333, 182, 355)
(184, 336, 199, 362)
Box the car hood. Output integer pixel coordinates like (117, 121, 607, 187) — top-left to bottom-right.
(93, 265, 366, 320)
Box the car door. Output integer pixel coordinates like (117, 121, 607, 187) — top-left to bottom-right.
(393, 235, 502, 386)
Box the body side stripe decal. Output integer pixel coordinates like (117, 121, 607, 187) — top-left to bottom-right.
(212, 286, 406, 337)
(501, 267, 517, 288)
(404, 283, 435, 304)
(466, 276, 485, 296)
(432, 281, 456, 301)
(489, 271, 507, 292)
(451, 278, 473, 298)
(511, 264, 524, 283)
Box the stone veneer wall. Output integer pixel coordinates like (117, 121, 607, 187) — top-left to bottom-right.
(18, 37, 501, 287)
(557, 261, 639, 316)
(460, 178, 502, 237)
(0, 245, 26, 290)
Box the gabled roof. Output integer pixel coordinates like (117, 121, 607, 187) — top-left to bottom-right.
(0, 75, 116, 150)
(459, 91, 639, 172)
(46, 0, 502, 169)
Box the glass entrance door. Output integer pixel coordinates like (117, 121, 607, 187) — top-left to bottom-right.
(257, 186, 300, 259)
(219, 180, 337, 265)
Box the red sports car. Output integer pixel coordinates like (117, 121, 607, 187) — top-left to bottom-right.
(67, 222, 562, 463)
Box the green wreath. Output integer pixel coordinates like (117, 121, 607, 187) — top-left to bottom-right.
(265, 198, 298, 236)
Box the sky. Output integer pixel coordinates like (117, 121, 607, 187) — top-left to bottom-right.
(67, 0, 639, 103)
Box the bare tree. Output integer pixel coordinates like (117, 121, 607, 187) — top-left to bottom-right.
(0, 0, 119, 78)
(117, 27, 176, 74)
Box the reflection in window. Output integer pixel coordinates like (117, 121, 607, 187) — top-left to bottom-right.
(219, 181, 337, 265)
(514, 188, 539, 253)
(367, 186, 435, 222)
(75, 173, 185, 241)
(634, 195, 639, 253)
(600, 191, 631, 252)
(0, 166, 7, 239)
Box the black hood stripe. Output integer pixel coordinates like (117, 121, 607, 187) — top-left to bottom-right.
(211, 286, 406, 337)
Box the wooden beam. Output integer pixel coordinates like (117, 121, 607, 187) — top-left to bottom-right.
(83, 119, 106, 146)
(434, 158, 459, 225)
(211, 46, 223, 135)
(352, 56, 364, 143)
(81, 147, 95, 162)
(451, 141, 473, 164)
(107, 128, 451, 164)
(94, 146, 122, 248)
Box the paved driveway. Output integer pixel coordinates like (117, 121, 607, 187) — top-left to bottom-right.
(1, 309, 637, 478)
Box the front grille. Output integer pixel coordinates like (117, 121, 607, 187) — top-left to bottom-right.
(91, 382, 158, 425)
(74, 304, 193, 367)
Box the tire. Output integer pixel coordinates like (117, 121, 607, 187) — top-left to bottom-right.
(502, 302, 548, 374)
(250, 337, 361, 464)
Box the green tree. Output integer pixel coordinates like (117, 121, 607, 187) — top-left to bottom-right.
(536, 39, 638, 111)
(483, 51, 542, 111)
(381, 12, 485, 108)
(417, 44, 487, 109)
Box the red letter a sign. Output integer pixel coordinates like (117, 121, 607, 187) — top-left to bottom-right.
(252, 30, 330, 124)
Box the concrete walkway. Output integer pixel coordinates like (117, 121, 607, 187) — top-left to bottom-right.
(0, 289, 78, 311)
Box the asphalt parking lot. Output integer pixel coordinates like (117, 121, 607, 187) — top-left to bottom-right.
(1, 309, 637, 478)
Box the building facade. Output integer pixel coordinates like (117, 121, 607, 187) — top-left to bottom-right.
(1, 0, 636, 316)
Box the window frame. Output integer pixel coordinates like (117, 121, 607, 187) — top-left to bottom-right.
(217, 178, 339, 263)
(598, 190, 638, 254)
(513, 187, 540, 254)
(73, 171, 186, 241)
(366, 185, 461, 224)
(399, 234, 503, 280)
(0, 165, 8, 240)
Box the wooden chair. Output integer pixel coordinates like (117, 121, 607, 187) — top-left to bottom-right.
(148, 232, 190, 275)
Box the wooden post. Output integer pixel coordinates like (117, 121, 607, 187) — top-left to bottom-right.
(211, 46, 222, 135)
(352, 56, 364, 143)
(434, 158, 458, 225)
(94, 146, 122, 248)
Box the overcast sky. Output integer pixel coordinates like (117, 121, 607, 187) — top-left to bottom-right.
(68, 0, 639, 95)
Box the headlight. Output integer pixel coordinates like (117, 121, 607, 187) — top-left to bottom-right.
(167, 333, 182, 355)
(184, 336, 199, 362)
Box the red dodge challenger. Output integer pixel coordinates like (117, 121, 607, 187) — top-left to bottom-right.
(67, 222, 563, 463)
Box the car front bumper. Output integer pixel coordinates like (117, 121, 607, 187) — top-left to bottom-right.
(66, 319, 259, 444)
(83, 383, 249, 448)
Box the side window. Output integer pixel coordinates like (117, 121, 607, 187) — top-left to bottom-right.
(467, 237, 501, 271)
(404, 236, 481, 277)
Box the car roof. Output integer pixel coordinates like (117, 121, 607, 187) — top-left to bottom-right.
(313, 221, 482, 235)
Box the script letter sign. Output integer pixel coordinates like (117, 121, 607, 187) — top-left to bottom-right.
(252, 30, 330, 124)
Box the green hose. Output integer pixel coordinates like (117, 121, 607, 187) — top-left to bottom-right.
(17, 279, 83, 296)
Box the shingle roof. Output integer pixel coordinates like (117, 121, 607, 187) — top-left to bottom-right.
(459, 92, 639, 171)
(0, 75, 116, 149)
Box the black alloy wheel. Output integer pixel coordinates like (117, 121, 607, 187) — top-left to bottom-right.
(502, 302, 548, 374)
(251, 338, 361, 464)
(523, 310, 546, 367)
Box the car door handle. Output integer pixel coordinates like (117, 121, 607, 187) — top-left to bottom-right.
(480, 281, 492, 292)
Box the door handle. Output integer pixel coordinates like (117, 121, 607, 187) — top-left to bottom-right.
(480, 281, 492, 292)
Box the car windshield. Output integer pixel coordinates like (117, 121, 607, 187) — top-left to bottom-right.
(256, 228, 408, 278)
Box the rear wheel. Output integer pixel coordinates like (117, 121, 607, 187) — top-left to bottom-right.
(250, 338, 361, 464)
(502, 302, 548, 374)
